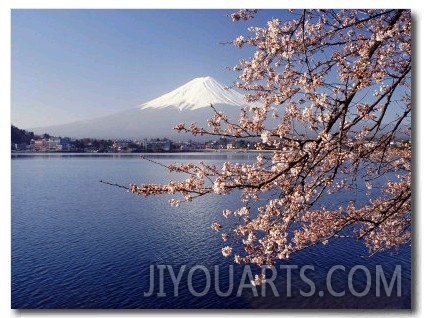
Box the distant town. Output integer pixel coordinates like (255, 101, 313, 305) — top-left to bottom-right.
(11, 125, 410, 154)
(11, 125, 257, 153)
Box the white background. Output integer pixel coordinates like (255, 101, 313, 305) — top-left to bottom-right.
(1, 1, 424, 317)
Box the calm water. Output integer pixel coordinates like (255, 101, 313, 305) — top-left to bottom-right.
(11, 153, 411, 309)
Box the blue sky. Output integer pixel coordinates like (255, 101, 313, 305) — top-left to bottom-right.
(11, 9, 282, 129)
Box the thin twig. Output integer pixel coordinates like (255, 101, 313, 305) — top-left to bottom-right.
(99, 180, 129, 190)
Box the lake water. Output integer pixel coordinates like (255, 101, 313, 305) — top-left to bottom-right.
(11, 153, 411, 309)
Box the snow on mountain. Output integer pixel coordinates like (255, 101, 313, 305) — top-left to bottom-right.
(140, 76, 248, 111)
(31, 77, 256, 139)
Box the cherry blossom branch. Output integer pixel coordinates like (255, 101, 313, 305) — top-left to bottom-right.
(126, 9, 411, 281)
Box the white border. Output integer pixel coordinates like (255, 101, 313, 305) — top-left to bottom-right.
(2, 1, 424, 318)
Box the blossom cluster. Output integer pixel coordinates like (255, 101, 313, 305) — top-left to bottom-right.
(129, 10, 411, 285)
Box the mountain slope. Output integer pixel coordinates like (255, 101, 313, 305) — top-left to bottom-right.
(31, 77, 253, 139)
(140, 76, 249, 111)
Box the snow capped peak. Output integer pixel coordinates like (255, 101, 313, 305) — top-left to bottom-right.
(139, 76, 250, 111)
(189, 76, 216, 83)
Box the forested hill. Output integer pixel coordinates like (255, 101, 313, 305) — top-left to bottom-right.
(11, 125, 35, 144)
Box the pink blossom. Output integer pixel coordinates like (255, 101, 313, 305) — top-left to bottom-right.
(128, 9, 411, 274)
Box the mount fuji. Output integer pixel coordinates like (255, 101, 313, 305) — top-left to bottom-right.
(31, 77, 254, 139)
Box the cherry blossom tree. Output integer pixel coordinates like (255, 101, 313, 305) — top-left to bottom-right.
(129, 9, 411, 282)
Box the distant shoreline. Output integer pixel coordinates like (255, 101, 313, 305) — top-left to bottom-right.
(11, 150, 276, 157)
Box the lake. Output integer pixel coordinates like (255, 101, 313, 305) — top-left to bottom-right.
(11, 153, 411, 309)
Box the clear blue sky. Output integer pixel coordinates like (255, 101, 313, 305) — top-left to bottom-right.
(11, 9, 282, 129)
